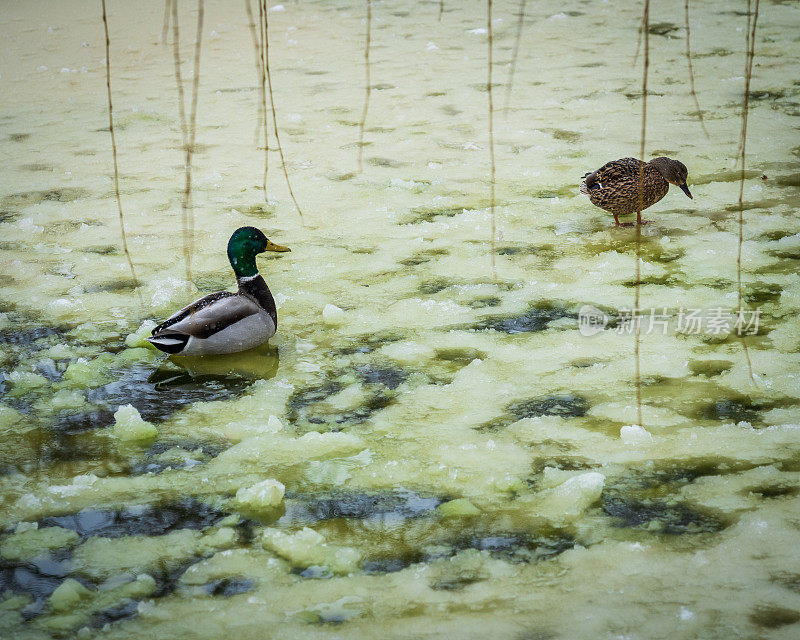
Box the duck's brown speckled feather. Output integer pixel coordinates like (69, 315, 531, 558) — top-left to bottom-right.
(581, 157, 670, 216)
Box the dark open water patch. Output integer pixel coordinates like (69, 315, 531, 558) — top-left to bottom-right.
(356, 364, 408, 390)
(362, 532, 575, 578)
(602, 492, 725, 535)
(281, 490, 442, 527)
(399, 202, 486, 225)
(38, 499, 227, 539)
(477, 393, 590, 432)
(129, 441, 224, 475)
(50, 365, 253, 434)
(287, 364, 408, 428)
(201, 577, 255, 597)
(0, 553, 90, 620)
(332, 331, 404, 356)
(465, 304, 577, 334)
(700, 398, 764, 425)
(508, 394, 589, 419)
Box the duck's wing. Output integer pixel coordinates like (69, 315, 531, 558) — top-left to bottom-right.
(582, 158, 643, 193)
(151, 292, 261, 339)
(595, 157, 646, 182)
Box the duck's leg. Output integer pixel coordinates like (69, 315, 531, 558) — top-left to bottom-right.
(612, 212, 622, 227)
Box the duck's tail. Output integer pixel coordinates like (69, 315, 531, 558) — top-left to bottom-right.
(146, 332, 189, 355)
(579, 170, 599, 195)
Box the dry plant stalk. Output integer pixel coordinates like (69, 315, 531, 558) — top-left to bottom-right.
(684, 0, 709, 138)
(633, 9, 645, 66)
(358, 0, 372, 174)
(171, 0, 204, 292)
(258, 0, 269, 200)
(161, 0, 171, 44)
(245, 0, 266, 148)
(737, 0, 760, 383)
(101, 0, 142, 305)
(263, 2, 304, 220)
(488, 0, 496, 277)
(439, 1, 444, 22)
(634, 0, 651, 428)
(503, 0, 526, 116)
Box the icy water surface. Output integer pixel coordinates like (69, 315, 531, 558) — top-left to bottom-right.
(2, 0, 800, 638)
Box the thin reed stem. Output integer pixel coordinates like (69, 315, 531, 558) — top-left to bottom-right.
(439, 1, 444, 22)
(737, 0, 759, 383)
(634, 0, 650, 428)
(264, 2, 304, 220)
(503, 0, 526, 116)
(161, 0, 171, 44)
(171, 0, 204, 293)
(358, 0, 372, 173)
(488, 0, 496, 277)
(684, 0, 709, 138)
(245, 0, 266, 147)
(633, 10, 645, 67)
(101, 0, 142, 306)
(258, 0, 269, 201)
(185, 0, 204, 272)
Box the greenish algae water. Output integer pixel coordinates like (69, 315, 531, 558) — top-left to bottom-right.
(2, 0, 800, 638)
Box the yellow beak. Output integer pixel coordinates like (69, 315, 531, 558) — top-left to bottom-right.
(265, 240, 291, 252)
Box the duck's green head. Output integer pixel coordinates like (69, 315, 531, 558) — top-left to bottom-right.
(227, 226, 290, 278)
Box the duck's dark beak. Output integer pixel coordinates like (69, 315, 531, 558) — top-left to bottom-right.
(679, 183, 693, 199)
(265, 240, 291, 252)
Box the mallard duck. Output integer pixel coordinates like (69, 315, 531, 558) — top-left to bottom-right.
(147, 227, 290, 356)
(580, 156, 693, 226)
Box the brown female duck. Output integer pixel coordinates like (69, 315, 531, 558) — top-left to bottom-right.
(580, 156, 693, 226)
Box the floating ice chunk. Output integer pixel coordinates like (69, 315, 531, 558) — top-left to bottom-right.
(269, 3, 285, 11)
(680, 607, 695, 621)
(261, 527, 361, 574)
(235, 479, 285, 514)
(324, 383, 367, 411)
(380, 340, 435, 364)
(267, 415, 284, 432)
(4, 371, 49, 397)
(438, 498, 480, 518)
(125, 320, 158, 348)
(322, 303, 345, 325)
(390, 177, 428, 192)
(112, 405, 157, 442)
(62, 355, 114, 389)
(426, 41, 439, 51)
(0, 526, 79, 562)
(306, 460, 351, 486)
(299, 431, 364, 454)
(468, 28, 488, 35)
(620, 424, 654, 444)
(44, 343, 73, 359)
(48, 474, 99, 497)
(540, 467, 587, 490)
(49, 578, 93, 612)
(0, 402, 24, 428)
(537, 472, 605, 524)
(50, 389, 87, 411)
